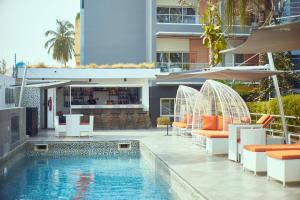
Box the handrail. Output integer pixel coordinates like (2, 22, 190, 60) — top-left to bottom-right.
(250, 113, 300, 138)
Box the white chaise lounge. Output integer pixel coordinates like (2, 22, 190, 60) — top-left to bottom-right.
(266, 150, 300, 186)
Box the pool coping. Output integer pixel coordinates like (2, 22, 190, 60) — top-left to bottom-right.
(140, 141, 208, 200)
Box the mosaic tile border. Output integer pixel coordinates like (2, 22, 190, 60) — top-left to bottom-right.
(26, 141, 140, 157)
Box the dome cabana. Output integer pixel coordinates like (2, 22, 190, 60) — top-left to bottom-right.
(192, 80, 251, 148)
(172, 85, 199, 136)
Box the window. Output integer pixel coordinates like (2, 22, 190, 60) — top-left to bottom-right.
(5, 88, 15, 104)
(156, 52, 192, 72)
(81, 0, 84, 9)
(157, 7, 196, 24)
(160, 98, 175, 117)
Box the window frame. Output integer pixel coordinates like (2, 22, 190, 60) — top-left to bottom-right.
(160, 98, 175, 117)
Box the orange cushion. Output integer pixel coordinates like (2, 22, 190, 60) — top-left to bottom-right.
(244, 144, 300, 152)
(296, 140, 300, 145)
(217, 116, 223, 130)
(256, 115, 270, 124)
(266, 150, 300, 160)
(201, 115, 217, 130)
(172, 122, 187, 128)
(194, 129, 229, 138)
(262, 116, 274, 128)
(241, 117, 251, 123)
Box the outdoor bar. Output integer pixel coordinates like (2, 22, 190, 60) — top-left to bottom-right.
(17, 67, 159, 130)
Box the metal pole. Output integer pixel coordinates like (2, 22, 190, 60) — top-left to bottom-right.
(267, 52, 288, 142)
(18, 65, 27, 107)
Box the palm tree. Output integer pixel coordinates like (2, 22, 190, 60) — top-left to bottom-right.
(0, 59, 7, 74)
(45, 20, 75, 67)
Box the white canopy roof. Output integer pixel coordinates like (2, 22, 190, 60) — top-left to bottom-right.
(156, 66, 283, 81)
(221, 21, 300, 54)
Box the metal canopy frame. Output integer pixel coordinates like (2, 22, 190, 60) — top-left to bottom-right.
(220, 22, 300, 143)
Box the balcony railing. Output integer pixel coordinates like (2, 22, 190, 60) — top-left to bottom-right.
(157, 14, 252, 35)
(157, 62, 208, 72)
(250, 113, 300, 143)
(157, 14, 201, 24)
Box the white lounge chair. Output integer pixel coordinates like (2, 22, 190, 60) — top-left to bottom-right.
(266, 150, 300, 186)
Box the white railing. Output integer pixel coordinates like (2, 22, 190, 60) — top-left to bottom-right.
(157, 14, 201, 24)
(157, 62, 208, 72)
(250, 113, 300, 138)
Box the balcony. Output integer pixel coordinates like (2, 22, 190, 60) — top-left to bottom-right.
(157, 51, 209, 72)
(157, 62, 208, 72)
(157, 14, 201, 24)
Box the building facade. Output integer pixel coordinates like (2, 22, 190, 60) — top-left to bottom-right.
(79, 0, 258, 126)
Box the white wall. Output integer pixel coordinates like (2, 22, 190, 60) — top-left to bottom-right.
(0, 75, 15, 108)
(156, 38, 189, 52)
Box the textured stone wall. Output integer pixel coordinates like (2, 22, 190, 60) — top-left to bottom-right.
(0, 108, 27, 159)
(72, 108, 151, 129)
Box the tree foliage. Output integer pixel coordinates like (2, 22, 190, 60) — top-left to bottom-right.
(248, 52, 300, 101)
(44, 20, 75, 67)
(201, 2, 226, 66)
(0, 59, 7, 75)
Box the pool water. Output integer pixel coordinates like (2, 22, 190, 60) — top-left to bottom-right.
(0, 156, 173, 200)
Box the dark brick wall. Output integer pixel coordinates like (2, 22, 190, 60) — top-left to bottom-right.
(149, 85, 202, 127)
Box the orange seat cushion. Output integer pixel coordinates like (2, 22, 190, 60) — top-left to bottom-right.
(217, 116, 223, 130)
(201, 115, 217, 130)
(262, 116, 274, 128)
(244, 144, 300, 152)
(241, 117, 251, 123)
(256, 115, 270, 124)
(266, 150, 300, 160)
(172, 122, 187, 128)
(296, 140, 300, 145)
(194, 129, 229, 138)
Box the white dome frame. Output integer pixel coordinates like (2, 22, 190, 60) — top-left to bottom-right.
(173, 85, 199, 135)
(192, 80, 250, 132)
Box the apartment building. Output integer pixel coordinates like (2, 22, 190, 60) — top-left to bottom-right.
(79, 0, 256, 126)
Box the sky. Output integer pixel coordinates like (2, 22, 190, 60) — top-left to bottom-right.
(0, 0, 80, 68)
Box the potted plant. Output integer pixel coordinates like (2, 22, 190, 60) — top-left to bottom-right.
(157, 117, 172, 136)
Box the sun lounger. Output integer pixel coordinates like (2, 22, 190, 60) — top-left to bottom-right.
(193, 129, 229, 154)
(266, 150, 300, 186)
(243, 141, 300, 175)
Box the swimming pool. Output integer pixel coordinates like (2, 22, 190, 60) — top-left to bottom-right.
(0, 155, 174, 200)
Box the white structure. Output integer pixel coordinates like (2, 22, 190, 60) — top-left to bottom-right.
(0, 74, 15, 108)
(172, 85, 199, 136)
(17, 67, 160, 130)
(192, 80, 250, 132)
(191, 80, 251, 154)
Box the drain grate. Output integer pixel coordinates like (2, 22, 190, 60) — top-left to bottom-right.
(34, 144, 49, 152)
(118, 143, 131, 150)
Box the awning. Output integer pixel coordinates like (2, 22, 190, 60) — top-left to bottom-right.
(13, 81, 72, 89)
(221, 21, 300, 54)
(156, 68, 283, 81)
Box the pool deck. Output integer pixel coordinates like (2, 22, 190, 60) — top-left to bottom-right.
(29, 129, 300, 200)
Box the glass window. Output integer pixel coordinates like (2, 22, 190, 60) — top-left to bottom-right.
(170, 8, 182, 14)
(170, 53, 182, 63)
(156, 52, 169, 63)
(160, 98, 175, 116)
(5, 88, 14, 104)
(69, 87, 142, 106)
(183, 8, 195, 15)
(157, 7, 169, 14)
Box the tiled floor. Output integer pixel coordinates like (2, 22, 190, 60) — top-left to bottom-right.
(30, 129, 300, 200)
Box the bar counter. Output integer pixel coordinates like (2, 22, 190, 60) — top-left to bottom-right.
(71, 107, 151, 130)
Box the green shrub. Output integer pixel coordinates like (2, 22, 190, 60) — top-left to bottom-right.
(246, 95, 300, 133)
(157, 117, 171, 125)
